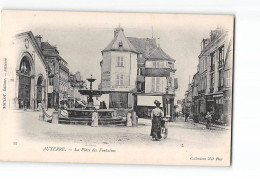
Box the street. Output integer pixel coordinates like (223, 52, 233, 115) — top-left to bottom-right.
(7, 110, 230, 149)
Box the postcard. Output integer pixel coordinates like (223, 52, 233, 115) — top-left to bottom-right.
(0, 10, 234, 166)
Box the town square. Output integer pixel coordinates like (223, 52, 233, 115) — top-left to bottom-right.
(0, 12, 233, 165)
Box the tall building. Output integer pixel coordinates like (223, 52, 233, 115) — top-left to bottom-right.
(7, 31, 49, 110)
(188, 27, 233, 125)
(100, 26, 138, 108)
(128, 37, 177, 119)
(101, 27, 177, 119)
(39, 39, 69, 108)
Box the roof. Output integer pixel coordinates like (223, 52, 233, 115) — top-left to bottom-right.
(15, 31, 49, 70)
(102, 28, 137, 53)
(41, 42, 59, 57)
(127, 37, 157, 57)
(148, 47, 175, 61)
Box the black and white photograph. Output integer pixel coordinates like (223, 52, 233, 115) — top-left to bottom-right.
(0, 10, 234, 166)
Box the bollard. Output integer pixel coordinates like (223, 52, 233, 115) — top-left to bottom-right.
(131, 111, 137, 127)
(52, 111, 59, 124)
(39, 113, 44, 121)
(38, 105, 44, 121)
(126, 112, 132, 127)
(91, 112, 98, 127)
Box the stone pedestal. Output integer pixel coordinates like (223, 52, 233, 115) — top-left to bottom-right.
(52, 111, 59, 124)
(132, 111, 138, 127)
(39, 113, 44, 121)
(126, 112, 132, 127)
(91, 112, 98, 127)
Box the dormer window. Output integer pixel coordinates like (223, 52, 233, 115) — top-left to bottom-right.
(119, 41, 123, 47)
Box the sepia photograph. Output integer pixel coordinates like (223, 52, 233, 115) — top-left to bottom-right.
(0, 10, 234, 166)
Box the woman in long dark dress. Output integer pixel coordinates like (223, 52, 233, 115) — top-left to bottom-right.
(150, 100, 163, 141)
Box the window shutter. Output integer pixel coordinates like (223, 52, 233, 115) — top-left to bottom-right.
(116, 74, 119, 85)
(151, 77, 155, 92)
(121, 56, 124, 66)
(120, 74, 124, 85)
(117, 56, 120, 66)
(156, 77, 160, 92)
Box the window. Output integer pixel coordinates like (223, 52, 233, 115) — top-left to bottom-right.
(210, 73, 214, 92)
(116, 74, 124, 86)
(152, 61, 161, 68)
(120, 74, 124, 85)
(152, 62, 156, 68)
(152, 77, 155, 91)
(117, 56, 124, 66)
(151, 77, 160, 92)
(210, 52, 215, 71)
(156, 78, 160, 92)
(121, 56, 124, 66)
(218, 70, 224, 88)
(49, 78, 53, 86)
(218, 46, 224, 67)
(225, 71, 230, 87)
(116, 74, 120, 85)
(119, 41, 123, 47)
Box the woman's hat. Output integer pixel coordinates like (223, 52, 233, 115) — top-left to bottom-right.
(154, 100, 161, 105)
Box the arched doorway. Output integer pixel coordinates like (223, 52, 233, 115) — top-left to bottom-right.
(18, 56, 32, 109)
(36, 76, 43, 107)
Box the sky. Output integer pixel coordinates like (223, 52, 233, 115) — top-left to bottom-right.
(1, 11, 234, 100)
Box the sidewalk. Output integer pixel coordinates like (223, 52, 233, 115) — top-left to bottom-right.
(198, 121, 231, 130)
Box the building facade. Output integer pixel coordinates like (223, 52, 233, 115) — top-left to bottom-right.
(6, 31, 49, 110)
(101, 26, 178, 119)
(68, 71, 86, 108)
(40, 39, 69, 108)
(186, 27, 233, 125)
(100, 26, 138, 109)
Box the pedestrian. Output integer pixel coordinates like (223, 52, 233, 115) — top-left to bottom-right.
(205, 112, 212, 129)
(185, 112, 189, 122)
(150, 100, 163, 141)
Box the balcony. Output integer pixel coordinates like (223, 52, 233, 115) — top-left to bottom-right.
(142, 68, 175, 77)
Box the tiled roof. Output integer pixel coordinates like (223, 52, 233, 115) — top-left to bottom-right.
(148, 47, 175, 61)
(41, 42, 59, 57)
(102, 29, 137, 53)
(127, 37, 157, 58)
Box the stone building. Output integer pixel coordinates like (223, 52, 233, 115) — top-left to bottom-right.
(128, 37, 177, 119)
(40, 39, 69, 108)
(191, 71, 200, 115)
(101, 26, 177, 119)
(100, 26, 138, 109)
(6, 31, 49, 110)
(189, 27, 233, 125)
(68, 71, 86, 108)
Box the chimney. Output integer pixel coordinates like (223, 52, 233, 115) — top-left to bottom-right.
(114, 26, 124, 37)
(35, 35, 42, 48)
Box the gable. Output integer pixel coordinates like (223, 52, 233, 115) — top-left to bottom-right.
(102, 29, 137, 53)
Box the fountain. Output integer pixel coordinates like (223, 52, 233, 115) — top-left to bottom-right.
(78, 74, 102, 109)
(57, 74, 127, 126)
